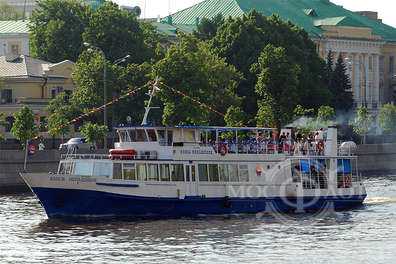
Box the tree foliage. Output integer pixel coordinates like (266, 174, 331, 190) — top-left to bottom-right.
(252, 44, 300, 135)
(79, 122, 108, 145)
(0, 1, 23, 20)
(0, 112, 8, 141)
(378, 102, 396, 134)
(11, 106, 36, 148)
(193, 13, 225, 41)
(82, 2, 148, 63)
(46, 93, 76, 140)
(211, 10, 330, 120)
(329, 55, 353, 111)
(29, 0, 91, 62)
(152, 33, 243, 126)
(317, 105, 335, 124)
(350, 106, 373, 144)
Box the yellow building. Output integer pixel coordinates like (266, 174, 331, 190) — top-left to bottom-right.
(0, 54, 75, 138)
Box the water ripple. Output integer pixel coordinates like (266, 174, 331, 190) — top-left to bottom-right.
(0, 176, 396, 263)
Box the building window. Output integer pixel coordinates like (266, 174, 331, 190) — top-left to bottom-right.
(390, 56, 394, 73)
(11, 45, 19, 55)
(369, 56, 373, 71)
(51, 89, 56, 99)
(379, 56, 385, 73)
(5, 116, 14, 132)
(1, 89, 12, 103)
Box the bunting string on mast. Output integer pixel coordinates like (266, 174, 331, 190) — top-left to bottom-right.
(31, 80, 244, 141)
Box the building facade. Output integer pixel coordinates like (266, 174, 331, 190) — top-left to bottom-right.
(0, 55, 75, 138)
(0, 20, 29, 56)
(157, 0, 396, 113)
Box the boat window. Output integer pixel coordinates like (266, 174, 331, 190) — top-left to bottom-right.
(158, 130, 167, 146)
(160, 164, 170, 181)
(239, 164, 249, 182)
(123, 163, 136, 180)
(337, 159, 352, 188)
(136, 163, 147, 181)
(93, 162, 112, 178)
(73, 161, 93, 176)
(136, 129, 148, 142)
(147, 129, 157, 142)
(119, 130, 130, 142)
(147, 164, 159, 181)
(186, 165, 190, 181)
(59, 162, 73, 174)
(185, 130, 195, 142)
(167, 131, 173, 145)
(219, 164, 229, 182)
(229, 164, 239, 182)
(208, 164, 219, 182)
(198, 164, 209, 181)
(170, 164, 184, 181)
(113, 163, 122, 179)
(191, 165, 196, 181)
(129, 129, 137, 141)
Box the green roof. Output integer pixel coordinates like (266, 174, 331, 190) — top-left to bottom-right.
(0, 20, 29, 34)
(152, 22, 196, 37)
(161, 0, 396, 41)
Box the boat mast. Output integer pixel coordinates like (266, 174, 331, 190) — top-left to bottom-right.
(141, 79, 160, 125)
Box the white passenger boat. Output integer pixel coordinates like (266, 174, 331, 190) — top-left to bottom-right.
(20, 87, 366, 219)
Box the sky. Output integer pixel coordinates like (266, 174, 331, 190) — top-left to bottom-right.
(113, 0, 396, 28)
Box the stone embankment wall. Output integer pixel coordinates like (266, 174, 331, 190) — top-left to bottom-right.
(0, 144, 395, 192)
(0, 149, 106, 192)
(356, 143, 396, 175)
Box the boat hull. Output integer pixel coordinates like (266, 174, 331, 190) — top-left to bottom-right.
(32, 187, 366, 219)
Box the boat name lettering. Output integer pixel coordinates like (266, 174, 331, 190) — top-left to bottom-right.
(180, 149, 213, 155)
(49, 176, 65, 182)
(68, 177, 97, 183)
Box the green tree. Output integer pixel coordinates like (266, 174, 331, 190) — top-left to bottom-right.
(29, 0, 91, 62)
(331, 55, 353, 111)
(72, 51, 107, 112)
(46, 93, 75, 141)
(0, 112, 8, 141)
(152, 33, 243, 126)
(79, 122, 108, 147)
(378, 102, 396, 134)
(350, 106, 373, 144)
(322, 50, 334, 87)
(293, 104, 314, 120)
(11, 106, 36, 148)
(193, 13, 225, 41)
(317, 105, 335, 124)
(211, 10, 330, 121)
(82, 1, 147, 63)
(0, 1, 23, 20)
(252, 44, 300, 136)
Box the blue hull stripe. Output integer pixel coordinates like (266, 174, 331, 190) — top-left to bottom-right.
(96, 183, 139, 188)
(32, 187, 366, 219)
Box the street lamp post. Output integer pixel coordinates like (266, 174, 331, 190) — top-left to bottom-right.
(83, 42, 108, 149)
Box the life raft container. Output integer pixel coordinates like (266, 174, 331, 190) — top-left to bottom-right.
(109, 149, 137, 160)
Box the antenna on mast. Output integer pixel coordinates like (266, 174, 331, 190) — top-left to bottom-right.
(141, 77, 160, 125)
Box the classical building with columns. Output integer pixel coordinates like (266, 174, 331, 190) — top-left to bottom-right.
(153, 0, 396, 113)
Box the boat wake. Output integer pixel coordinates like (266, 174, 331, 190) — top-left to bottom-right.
(364, 197, 396, 205)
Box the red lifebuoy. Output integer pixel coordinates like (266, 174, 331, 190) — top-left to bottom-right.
(218, 144, 228, 156)
(344, 174, 351, 188)
(317, 141, 324, 151)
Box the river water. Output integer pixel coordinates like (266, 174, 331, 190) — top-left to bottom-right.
(1, 175, 395, 264)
